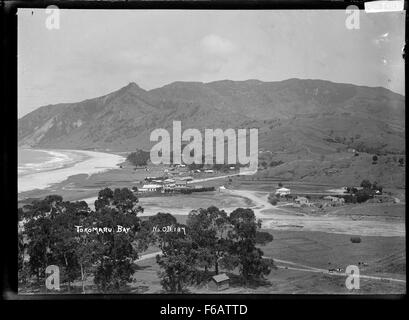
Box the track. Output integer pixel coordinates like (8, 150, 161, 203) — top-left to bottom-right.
(134, 251, 406, 284)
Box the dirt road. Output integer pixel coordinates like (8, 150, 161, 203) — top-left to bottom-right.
(135, 251, 405, 284)
(222, 189, 405, 237)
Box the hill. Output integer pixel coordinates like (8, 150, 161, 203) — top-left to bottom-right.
(18, 79, 405, 187)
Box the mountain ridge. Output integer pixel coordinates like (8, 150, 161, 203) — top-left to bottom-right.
(19, 78, 405, 157)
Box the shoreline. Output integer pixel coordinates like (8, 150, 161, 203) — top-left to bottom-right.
(18, 149, 125, 193)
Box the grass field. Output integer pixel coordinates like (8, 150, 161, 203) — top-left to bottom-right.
(126, 229, 405, 294)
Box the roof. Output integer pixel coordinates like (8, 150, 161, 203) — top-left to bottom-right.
(142, 184, 162, 188)
(212, 273, 230, 283)
(276, 187, 290, 192)
(296, 196, 308, 201)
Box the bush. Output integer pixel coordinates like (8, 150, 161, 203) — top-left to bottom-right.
(350, 237, 362, 243)
(360, 179, 372, 190)
(269, 160, 284, 167)
(256, 231, 274, 245)
(342, 195, 357, 204)
(269, 198, 278, 205)
(356, 188, 374, 203)
(127, 149, 150, 167)
(268, 193, 278, 205)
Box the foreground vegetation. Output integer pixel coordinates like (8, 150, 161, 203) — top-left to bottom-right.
(18, 188, 274, 293)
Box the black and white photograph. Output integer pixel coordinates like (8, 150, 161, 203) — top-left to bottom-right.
(16, 7, 405, 295)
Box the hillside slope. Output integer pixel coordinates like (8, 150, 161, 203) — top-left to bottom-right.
(19, 79, 405, 153)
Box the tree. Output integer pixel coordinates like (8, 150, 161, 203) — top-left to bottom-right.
(156, 229, 197, 293)
(23, 195, 65, 283)
(21, 196, 90, 291)
(267, 193, 278, 205)
(360, 179, 372, 190)
(187, 206, 231, 275)
(91, 188, 144, 292)
(127, 149, 150, 167)
(372, 155, 378, 162)
(356, 189, 373, 203)
(255, 231, 274, 245)
(147, 212, 178, 250)
(278, 182, 283, 188)
(226, 208, 273, 284)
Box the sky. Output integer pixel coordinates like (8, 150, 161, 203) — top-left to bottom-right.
(18, 9, 405, 118)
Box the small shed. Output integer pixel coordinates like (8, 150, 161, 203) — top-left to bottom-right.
(208, 273, 230, 291)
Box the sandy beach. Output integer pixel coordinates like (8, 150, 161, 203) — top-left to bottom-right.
(18, 149, 125, 193)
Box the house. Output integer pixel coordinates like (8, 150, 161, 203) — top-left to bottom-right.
(294, 196, 309, 205)
(139, 184, 162, 192)
(323, 196, 345, 205)
(208, 273, 230, 291)
(275, 187, 291, 196)
(174, 180, 188, 188)
(371, 194, 394, 203)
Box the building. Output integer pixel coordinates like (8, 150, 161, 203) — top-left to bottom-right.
(208, 274, 230, 291)
(204, 169, 214, 173)
(275, 187, 291, 196)
(294, 196, 309, 205)
(323, 196, 345, 205)
(139, 184, 163, 192)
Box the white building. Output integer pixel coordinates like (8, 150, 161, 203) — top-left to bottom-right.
(139, 184, 162, 192)
(275, 187, 291, 196)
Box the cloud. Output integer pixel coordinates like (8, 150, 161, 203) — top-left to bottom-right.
(200, 34, 237, 56)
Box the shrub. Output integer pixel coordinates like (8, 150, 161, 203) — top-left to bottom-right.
(360, 179, 372, 190)
(350, 237, 362, 243)
(269, 198, 278, 205)
(127, 149, 150, 167)
(268, 194, 278, 206)
(269, 160, 284, 167)
(255, 231, 274, 245)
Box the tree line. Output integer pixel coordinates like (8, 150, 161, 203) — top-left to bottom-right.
(18, 188, 274, 293)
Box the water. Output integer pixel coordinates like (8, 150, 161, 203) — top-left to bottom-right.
(18, 148, 125, 193)
(18, 148, 75, 176)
